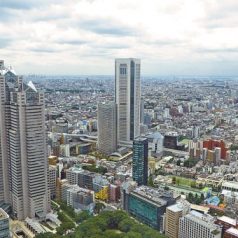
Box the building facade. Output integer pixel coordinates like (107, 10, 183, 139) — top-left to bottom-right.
(123, 186, 175, 230)
(0, 61, 50, 220)
(179, 210, 222, 238)
(115, 58, 141, 143)
(132, 137, 148, 185)
(97, 102, 117, 155)
(66, 186, 95, 212)
(49, 165, 57, 199)
(0, 208, 10, 238)
(165, 201, 190, 238)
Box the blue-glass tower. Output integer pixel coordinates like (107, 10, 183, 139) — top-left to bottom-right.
(132, 137, 148, 185)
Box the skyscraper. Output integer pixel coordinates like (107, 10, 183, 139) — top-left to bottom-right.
(140, 97, 144, 124)
(115, 58, 141, 143)
(0, 60, 50, 220)
(132, 137, 148, 185)
(97, 102, 117, 155)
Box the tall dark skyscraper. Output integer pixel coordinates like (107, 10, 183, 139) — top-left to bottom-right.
(132, 137, 148, 185)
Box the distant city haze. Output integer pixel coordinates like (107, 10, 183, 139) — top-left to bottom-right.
(1, 0, 238, 75)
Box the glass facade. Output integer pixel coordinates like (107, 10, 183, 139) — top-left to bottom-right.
(132, 137, 148, 185)
(129, 195, 158, 228)
(0, 214, 9, 238)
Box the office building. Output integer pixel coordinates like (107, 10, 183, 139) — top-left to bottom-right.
(132, 137, 148, 185)
(0, 208, 10, 238)
(67, 186, 95, 213)
(146, 132, 164, 156)
(165, 201, 190, 238)
(0, 61, 50, 220)
(109, 184, 121, 203)
(97, 102, 117, 155)
(49, 165, 57, 199)
(179, 210, 222, 238)
(164, 132, 179, 150)
(115, 58, 141, 143)
(123, 185, 175, 230)
(140, 97, 144, 124)
(66, 166, 95, 190)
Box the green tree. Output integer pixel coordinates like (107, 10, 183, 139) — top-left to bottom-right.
(94, 202, 106, 214)
(125, 231, 142, 238)
(75, 211, 90, 223)
(148, 175, 154, 187)
(118, 218, 135, 232)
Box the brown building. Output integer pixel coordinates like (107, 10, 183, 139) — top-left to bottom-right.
(165, 202, 190, 238)
(224, 227, 238, 238)
(216, 216, 238, 231)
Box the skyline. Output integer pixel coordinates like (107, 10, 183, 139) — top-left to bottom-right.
(1, 0, 238, 75)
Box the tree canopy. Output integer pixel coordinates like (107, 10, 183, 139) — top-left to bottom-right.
(36, 210, 167, 238)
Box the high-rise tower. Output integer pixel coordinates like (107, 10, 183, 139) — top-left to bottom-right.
(0, 60, 50, 220)
(97, 102, 117, 155)
(115, 58, 141, 143)
(132, 137, 148, 185)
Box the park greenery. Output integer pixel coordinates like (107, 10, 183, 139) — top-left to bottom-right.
(36, 210, 167, 238)
(186, 192, 204, 205)
(230, 144, 238, 151)
(148, 175, 156, 187)
(82, 164, 108, 175)
(172, 176, 197, 188)
(183, 158, 198, 168)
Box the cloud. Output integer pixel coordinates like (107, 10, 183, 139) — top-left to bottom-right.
(197, 47, 238, 53)
(29, 48, 60, 53)
(78, 18, 137, 36)
(0, 0, 65, 10)
(0, 37, 12, 48)
(0, 0, 238, 75)
(0, 0, 34, 9)
(57, 39, 87, 45)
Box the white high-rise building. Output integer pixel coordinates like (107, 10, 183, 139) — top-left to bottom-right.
(115, 58, 141, 143)
(97, 102, 117, 155)
(0, 60, 50, 220)
(179, 211, 222, 238)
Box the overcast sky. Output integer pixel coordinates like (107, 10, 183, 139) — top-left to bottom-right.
(0, 0, 238, 75)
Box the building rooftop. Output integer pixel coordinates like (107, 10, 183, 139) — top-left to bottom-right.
(217, 216, 237, 226)
(131, 186, 173, 207)
(0, 208, 9, 220)
(146, 132, 164, 140)
(222, 181, 238, 190)
(190, 204, 210, 214)
(185, 210, 219, 231)
(226, 227, 238, 236)
(167, 203, 184, 212)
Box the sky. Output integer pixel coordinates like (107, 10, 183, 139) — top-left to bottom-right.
(0, 0, 238, 75)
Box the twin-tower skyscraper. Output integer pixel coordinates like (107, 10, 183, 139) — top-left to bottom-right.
(0, 60, 50, 220)
(98, 58, 141, 154)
